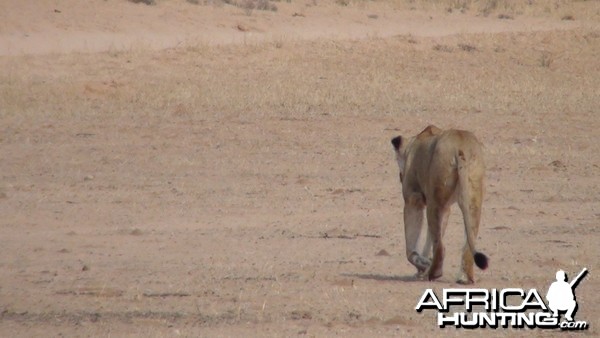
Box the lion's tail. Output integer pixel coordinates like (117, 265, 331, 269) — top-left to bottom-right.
(456, 149, 488, 270)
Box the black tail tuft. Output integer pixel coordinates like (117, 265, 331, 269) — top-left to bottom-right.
(474, 252, 489, 270)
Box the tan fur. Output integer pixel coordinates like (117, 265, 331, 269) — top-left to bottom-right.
(391, 125, 487, 284)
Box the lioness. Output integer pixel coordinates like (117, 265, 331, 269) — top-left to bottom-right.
(391, 125, 488, 284)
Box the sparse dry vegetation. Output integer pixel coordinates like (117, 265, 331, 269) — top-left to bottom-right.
(223, 0, 278, 14)
(126, 0, 597, 21)
(128, 0, 156, 5)
(325, 0, 598, 19)
(457, 42, 477, 52)
(433, 43, 454, 52)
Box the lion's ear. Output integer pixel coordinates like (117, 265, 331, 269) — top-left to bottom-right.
(391, 136, 402, 150)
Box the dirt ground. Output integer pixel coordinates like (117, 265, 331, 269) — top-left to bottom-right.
(1, 0, 599, 336)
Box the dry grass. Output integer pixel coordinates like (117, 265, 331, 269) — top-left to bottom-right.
(128, 0, 156, 5)
(1, 29, 598, 122)
(225, 0, 278, 14)
(1, 29, 598, 144)
(169, 0, 600, 20)
(328, 0, 598, 19)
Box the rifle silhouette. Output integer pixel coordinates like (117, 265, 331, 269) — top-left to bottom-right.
(569, 268, 588, 289)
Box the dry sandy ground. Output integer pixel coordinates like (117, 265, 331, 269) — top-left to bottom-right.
(1, 0, 599, 337)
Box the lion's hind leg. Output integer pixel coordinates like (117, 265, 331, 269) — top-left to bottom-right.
(426, 204, 451, 281)
(403, 194, 430, 275)
(421, 229, 432, 261)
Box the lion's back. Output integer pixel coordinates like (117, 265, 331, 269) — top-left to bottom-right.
(433, 129, 484, 164)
